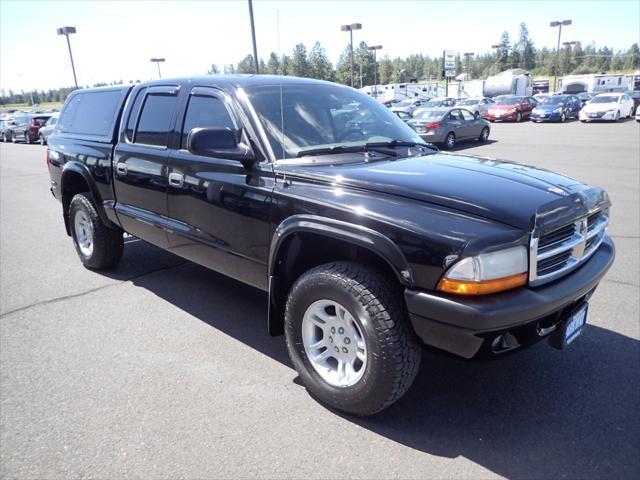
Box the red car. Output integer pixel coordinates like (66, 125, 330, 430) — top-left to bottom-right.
(485, 96, 537, 122)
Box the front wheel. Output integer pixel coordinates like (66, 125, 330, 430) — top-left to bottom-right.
(560, 112, 566, 123)
(614, 111, 620, 122)
(69, 193, 124, 270)
(479, 127, 489, 142)
(515, 111, 522, 122)
(39, 134, 46, 145)
(285, 262, 421, 416)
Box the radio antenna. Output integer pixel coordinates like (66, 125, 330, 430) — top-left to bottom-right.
(277, 10, 288, 186)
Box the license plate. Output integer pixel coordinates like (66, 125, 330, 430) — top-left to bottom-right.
(564, 304, 587, 345)
(549, 303, 588, 350)
(589, 113, 598, 118)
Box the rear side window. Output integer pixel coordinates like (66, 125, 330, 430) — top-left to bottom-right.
(58, 90, 122, 136)
(125, 88, 146, 142)
(135, 93, 177, 147)
(180, 94, 235, 149)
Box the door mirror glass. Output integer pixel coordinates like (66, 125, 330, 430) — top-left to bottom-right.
(187, 127, 255, 165)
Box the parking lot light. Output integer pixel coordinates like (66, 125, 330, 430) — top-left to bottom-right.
(56, 26, 78, 89)
(341, 23, 362, 87)
(368, 45, 383, 97)
(550, 19, 572, 92)
(150, 58, 166, 79)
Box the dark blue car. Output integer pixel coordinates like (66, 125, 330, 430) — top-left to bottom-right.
(530, 95, 582, 122)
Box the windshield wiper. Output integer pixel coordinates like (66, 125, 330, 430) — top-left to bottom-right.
(296, 144, 398, 158)
(365, 140, 438, 153)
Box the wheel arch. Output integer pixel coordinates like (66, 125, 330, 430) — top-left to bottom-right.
(267, 215, 414, 336)
(60, 162, 111, 235)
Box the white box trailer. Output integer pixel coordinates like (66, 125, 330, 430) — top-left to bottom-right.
(361, 83, 438, 100)
(448, 80, 486, 99)
(559, 74, 630, 94)
(484, 69, 533, 97)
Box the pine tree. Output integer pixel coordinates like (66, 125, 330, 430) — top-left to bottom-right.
(308, 42, 334, 81)
(236, 55, 254, 74)
(290, 43, 310, 77)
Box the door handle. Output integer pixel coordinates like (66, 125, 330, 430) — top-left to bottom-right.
(168, 172, 184, 188)
(116, 163, 127, 175)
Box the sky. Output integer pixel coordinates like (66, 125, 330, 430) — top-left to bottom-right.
(1, 0, 639, 92)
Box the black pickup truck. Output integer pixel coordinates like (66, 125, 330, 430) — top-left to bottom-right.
(46, 76, 615, 416)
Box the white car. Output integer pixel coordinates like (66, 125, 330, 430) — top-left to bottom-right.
(579, 93, 634, 122)
(455, 97, 495, 118)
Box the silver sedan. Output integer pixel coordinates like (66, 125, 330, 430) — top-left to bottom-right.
(454, 97, 495, 118)
(407, 107, 491, 149)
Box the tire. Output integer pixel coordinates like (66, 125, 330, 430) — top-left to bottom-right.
(479, 127, 489, 143)
(614, 111, 619, 122)
(3, 133, 9, 142)
(515, 111, 522, 122)
(560, 112, 566, 123)
(69, 193, 124, 270)
(24, 132, 31, 144)
(284, 262, 421, 416)
(39, 134, 46, 145)
(444, 132, 456, 150)
(11, 133, 18, 143)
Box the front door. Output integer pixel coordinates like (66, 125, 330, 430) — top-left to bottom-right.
(166, 86, 273, 290)
(112, 85, 179, 248)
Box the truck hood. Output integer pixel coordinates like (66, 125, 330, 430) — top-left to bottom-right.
(279, 153, 610, 232)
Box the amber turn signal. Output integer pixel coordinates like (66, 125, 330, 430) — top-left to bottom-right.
(437, 272, 527, 295)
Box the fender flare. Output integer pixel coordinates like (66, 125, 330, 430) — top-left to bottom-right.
(267, 214, 414, 335)
(60, 161, 111, 233)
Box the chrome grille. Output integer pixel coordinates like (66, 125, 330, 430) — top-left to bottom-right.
(529, 209, 609, 286)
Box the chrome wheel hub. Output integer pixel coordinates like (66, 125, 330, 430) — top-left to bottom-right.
(301, 299, 367, 387)
(74, 210, 94, 256)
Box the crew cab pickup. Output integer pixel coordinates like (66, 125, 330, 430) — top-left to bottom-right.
(47, 76, 615, 416)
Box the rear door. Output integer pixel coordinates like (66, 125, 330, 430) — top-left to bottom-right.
(166, 86, 273, 290)
(445, 109, 466, 138)
(113, 85, 179, 248)
(459, 109, 479, 138)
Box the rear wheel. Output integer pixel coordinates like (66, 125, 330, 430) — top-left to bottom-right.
(444, 132, 456, 150)
(69, 193, 124, 270)
(285, 262, 421, 416)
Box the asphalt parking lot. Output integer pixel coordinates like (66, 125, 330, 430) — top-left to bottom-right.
(1, 120, 639, 479)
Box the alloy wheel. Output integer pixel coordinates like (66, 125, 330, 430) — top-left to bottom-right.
(301, 299, 367, 387)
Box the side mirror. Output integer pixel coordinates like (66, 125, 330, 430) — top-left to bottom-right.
(187, 127, 255, 166)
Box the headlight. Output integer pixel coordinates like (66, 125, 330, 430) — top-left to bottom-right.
(437, 246, 528, 295)
(554, 108, 563, 113)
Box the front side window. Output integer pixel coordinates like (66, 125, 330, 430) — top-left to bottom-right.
(245, 84, 422, 160)
(460, 110, 475, 121)
(181, 94, 236, 149)
(135, 93, 177, 147)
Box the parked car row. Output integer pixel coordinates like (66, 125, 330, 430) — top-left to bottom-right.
(0, 112, 58, 144)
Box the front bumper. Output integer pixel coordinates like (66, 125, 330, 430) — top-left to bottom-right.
(405, 236, 615, 359)
(579, 110, 617, 121)
(486, 110, 517, 121)
(531, 111, 562, 122)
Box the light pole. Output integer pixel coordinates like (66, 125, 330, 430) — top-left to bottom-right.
(368, 45, 382, 97)
(150, 58, 165, 78)
(561, 41, 577, 81)
(550, 19, 572, 92)
(340, 23, 362, 87)
(463, 52, 474, 79)
(247, 0, 260, 74)
(56, 26, 78, 88)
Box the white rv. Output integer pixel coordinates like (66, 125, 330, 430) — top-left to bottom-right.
(484, 69, 533, 97)
(361, 83, 438, 101)
(559, 74, 630, 94)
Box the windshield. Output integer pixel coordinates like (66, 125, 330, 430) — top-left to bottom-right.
(457, 99, 477, 106)
(495, 97, 521, 106)
(414, 110, 446, 120)
(590, 96, 619, 104)
(395, 100, 412, 107)
(541, 97, 567, 105)
(246, 84, 423, 160)
(420, 100, 442, 108)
